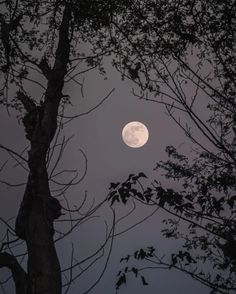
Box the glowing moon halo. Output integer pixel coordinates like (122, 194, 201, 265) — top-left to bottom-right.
(122, 121, 149, 148)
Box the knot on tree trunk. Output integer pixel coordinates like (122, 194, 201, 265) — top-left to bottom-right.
(22, 106, 44, 141)
(15, 192, 62, 240)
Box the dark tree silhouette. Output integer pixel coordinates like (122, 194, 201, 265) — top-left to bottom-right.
(1, 0, 235, 293)
(106, 0, 236, 293)
(0, 1, 132, 294)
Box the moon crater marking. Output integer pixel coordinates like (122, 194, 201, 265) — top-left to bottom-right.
(122, 121, 149, 148)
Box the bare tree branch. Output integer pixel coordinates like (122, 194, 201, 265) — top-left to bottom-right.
(0, 252, 27, 294)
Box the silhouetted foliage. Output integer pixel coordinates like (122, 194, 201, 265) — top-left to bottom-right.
(0, 0, 235, 293)
(109, 164, 236, 292)
(107, 0, 236, 293)
(0, 1, 131, 294)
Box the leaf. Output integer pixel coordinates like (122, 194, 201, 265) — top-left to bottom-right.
(128, 174, 135, 181)
(122, 181, 131, 189)
(116, 273, 126, 290)
(171, 254, 177, 266)
(227, 195, 236, 208)
(135, 248, 146, 260)
(131, 267, 138, 277)
(147, 246, 155, 256)
(110, 195, 120, 206)
(136, 192, 144, 200)
(186, 253, 196, 264)
(108, 190, 117, 200)
(138, 172, 147, 178)
(120, 255, 130, 263)
(141, 275, 148, 286)
(118, 188, 129, 204)
(109, 182, 120, 189)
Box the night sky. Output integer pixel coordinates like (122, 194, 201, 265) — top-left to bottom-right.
(0, 60, 211, 294)
(1, 1, 228, 292)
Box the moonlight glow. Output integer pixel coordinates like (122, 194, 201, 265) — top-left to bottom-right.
(122, 121, 149, 148)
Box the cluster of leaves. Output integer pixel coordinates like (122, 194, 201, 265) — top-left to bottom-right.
(115, 247, 154, 290)
(0, 0, 133, 110)
(0, 0, 235, 293)
(109, 162, 236, 220)
(108, 0, 236, 73)
(108, 172, 149, 206)
(171, 250, 197, 267)
(71, 0, 132, 30)
(115, 244, 234, 293)
(109, 155, 236, 291)
(102, 0, 236, 169)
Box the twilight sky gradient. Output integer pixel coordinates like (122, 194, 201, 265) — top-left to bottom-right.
(0, 57, 210, 294)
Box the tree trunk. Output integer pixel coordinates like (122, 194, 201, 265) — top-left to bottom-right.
(14, 4, 71, 294)
(23, 149, 62, 294)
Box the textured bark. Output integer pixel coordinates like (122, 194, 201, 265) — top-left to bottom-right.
(14, 4, 72, 294)
(0, 252, 28, 294)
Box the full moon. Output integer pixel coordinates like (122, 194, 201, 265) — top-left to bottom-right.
(122, 121, 149, 148)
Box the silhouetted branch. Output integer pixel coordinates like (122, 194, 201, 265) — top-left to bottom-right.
(62, 88, 115, 124)
(0, 144, 27, 163)
(0, 252, 27, 294)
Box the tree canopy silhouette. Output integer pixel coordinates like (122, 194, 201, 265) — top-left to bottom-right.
(107, 0, 236, 293)
(0, 1, 130, 294)
(0, 0, 235, 294)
